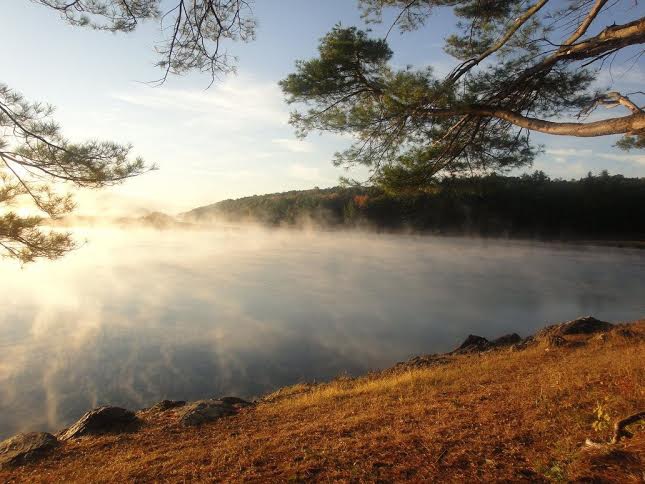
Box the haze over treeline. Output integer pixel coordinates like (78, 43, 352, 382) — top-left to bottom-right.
(185, 171, 645, 240)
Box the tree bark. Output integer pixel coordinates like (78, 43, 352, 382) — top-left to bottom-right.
(516, 17, 645, 82)
(423, 107, 645, 137)
(478, 109, 645, 137)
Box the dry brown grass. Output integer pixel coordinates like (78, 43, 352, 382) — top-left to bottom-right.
(2, 321, 644, 483)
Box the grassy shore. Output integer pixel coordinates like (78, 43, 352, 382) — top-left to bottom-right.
(2, 320, 643, 482)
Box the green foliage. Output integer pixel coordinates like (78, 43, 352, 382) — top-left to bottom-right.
(0, 84, 149, 263)
(616, 133, 645, 151)
(188, 172, 645, 240)
(33, 0, 160, 32)
(541, 461, 566, 482)
(0, 212, 75, 263)
(592, 401, 612, 433)
(282, 1, 644, 192)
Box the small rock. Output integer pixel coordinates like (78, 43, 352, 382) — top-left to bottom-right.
(491, 333, 522, 347)
(0, 432, 58, 468)
(59, 406, 139, 441)
(452, 333, 524, 354)
(179, 398, 250, 427)
(535, 316, 613, 348)
(557, 316, 612, 335)
(453, 334, 491, 354)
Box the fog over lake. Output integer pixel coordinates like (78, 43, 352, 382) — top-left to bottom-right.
(1, 226, 644, 439)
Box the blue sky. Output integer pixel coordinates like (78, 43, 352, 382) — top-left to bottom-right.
(3, 1, 644, 214)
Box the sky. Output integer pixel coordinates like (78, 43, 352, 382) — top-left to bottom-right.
(3, 0, 644, 215)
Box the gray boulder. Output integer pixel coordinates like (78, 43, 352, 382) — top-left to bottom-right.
(179, 397, 251, 427)
(535, 316, 613, 343)
(0, 432, 58, 468)
(491, 333, 522, 347)
(453, 332, 524, 354)
(453, 334, 491, 354)
(557, 316, 612, 335)
(59, 406, 139, 441)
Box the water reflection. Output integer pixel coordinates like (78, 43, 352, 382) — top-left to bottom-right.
(1, 227, 644, 438)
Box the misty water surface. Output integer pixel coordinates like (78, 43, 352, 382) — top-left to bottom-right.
(1, 226, 644, 438)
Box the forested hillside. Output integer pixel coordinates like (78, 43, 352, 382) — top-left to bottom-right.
(184, 172, 645, 240)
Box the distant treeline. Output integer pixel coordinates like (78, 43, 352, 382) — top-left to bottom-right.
(184, 172, 645, 239)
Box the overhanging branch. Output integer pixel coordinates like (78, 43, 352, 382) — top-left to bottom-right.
(423, 106, 645, 137)
(516, 17, 645, 83)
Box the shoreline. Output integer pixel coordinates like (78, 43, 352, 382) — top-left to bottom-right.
(2, 315, 644, 481)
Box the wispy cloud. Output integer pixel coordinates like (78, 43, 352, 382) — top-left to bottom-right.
(544, 148, 645, 166)
(112, 77, 288, 127)
(271, 138, 314, 153)
(597, 152, 645, 166)
(545, 148, 593, 157)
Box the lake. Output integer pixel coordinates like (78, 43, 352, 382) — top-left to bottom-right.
(1, 226, 644, 439)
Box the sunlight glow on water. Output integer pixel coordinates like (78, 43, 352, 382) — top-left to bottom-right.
(1, 226, 644, 438)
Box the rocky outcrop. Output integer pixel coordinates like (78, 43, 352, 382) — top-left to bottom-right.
(491, 333, 522, 346)
(0, 432, 58, 468)
(178, 398, 252, 427)
(538, 316, 612, 338)
(392, 331, 523, 371)
(59, 406, 139, 441)
(559, 316, 612, 335)
(533, 316, 613, 349)
(451, 317, 612, 355)
(452, 332, 522, 354)
(392, 317, 613, 371)
(453, 334, 490, 353)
